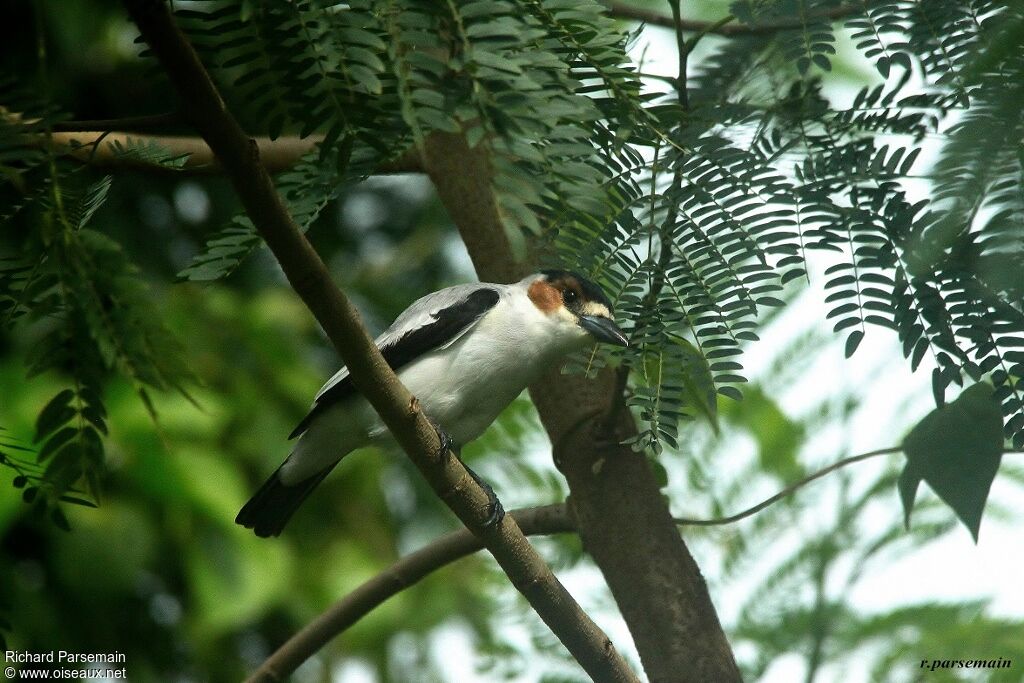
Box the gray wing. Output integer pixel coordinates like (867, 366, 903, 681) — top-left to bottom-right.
(313, 283, 496, 401)
(288, 284, 503, 438)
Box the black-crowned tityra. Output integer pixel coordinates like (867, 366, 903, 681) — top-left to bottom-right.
(236, 270, 628, 537)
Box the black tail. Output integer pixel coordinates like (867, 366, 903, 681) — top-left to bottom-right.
(236, 462, 336, 537)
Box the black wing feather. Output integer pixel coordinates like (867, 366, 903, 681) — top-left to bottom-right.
(287, 288, 500, 439)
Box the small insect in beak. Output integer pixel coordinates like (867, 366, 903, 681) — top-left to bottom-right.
(579, 315, 629, 347)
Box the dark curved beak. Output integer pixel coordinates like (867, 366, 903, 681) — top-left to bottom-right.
(580, 315, 629, 347)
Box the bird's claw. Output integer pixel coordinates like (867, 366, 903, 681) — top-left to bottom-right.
(465, 464, 505, 529)
(430, 421, 455, 460)
(428, 420, 504, 528)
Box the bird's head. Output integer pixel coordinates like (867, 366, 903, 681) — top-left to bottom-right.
(525, 270, 628, 347)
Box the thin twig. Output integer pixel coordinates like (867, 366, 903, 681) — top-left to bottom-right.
(120, 1, 637, 681)
(605, 1, 861, 34)
(683, 14, 739, 53)
(674, 447, 901, 526)
(254, 444, 918, 680)
(668, 0, 688, 108)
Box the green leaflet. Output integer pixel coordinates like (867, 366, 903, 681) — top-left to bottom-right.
(2, 168, 193, 522)
(899, 383, 1005, 542)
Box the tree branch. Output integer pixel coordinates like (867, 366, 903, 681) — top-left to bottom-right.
(605, 1, 860, 34)
(38, 128, 422, 174)
(255, 445, 912, 680)
(247, 505, 576, 683)
(3, 108, 420, 174)
(120, 1, 636, 681)
(50, 111, 182, 131)
(52, 130, 325, 173)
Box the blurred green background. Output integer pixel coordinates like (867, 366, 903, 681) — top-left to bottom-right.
(3, 2, 1024, 682)
(0, 2, 536, 680)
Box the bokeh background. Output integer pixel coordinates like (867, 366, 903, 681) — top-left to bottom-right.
(2, 1, 1024, 682)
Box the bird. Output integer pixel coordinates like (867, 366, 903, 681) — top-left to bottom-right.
(236, 269, 628, 537)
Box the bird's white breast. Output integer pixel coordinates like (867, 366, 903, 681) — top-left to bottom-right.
(396, 287, 586, 445)
(279, 283, 588, 483)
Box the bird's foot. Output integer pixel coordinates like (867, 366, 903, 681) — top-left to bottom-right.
(430, 421, 456, 460)
(428, 420, 504, 529)
(464, 463, 505, 529)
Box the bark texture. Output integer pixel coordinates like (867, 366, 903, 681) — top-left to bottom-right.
(423, 131, 743, 682)
(535, 369, 742, 682)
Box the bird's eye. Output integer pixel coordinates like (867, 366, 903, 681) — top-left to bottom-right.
(562, 289, 577, 304)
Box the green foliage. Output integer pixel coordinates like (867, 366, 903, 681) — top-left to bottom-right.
(733, 0, 838, 74)
(177, 139, 369, 281)
(900, 382, 1004, 541)
(7, 0, 1022, 478)
(626, 334, 719, 451)
(103, 0, 1020, 458)
(2, 158, 193, 517)
(568, 0, 1024, 452)
(1, 279, 494, 679)
(722, 385, 803, 480)
(173, 0, 641, 277)
(102, 137, 191, 170)
(697, 373, 1024, 682)
(4, 0, 1024, 679)
(0, 79, 66, 195)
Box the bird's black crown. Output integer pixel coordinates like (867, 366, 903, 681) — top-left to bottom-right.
(540, 269, 614, 312)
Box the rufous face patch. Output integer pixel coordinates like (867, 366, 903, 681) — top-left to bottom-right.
(528, 279, 562, 313)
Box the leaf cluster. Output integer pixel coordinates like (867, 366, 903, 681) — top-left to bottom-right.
(1, 84, 193, 520)
(552, 0, 1024, 452)
(692, 377, 1024, 682)
(6, 0, 1024, 535)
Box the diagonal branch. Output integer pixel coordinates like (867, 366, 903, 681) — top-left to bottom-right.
(119, 1, 637, 681)
(248, 504, 577, 683)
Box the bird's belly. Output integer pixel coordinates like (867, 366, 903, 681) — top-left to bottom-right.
(287, 306, 567, 477)
(280, 399, 375, 483)
(397, 345, 538, 446)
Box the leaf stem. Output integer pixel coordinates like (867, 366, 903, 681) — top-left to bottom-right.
(605, 2, 861, 35)
(674, 446, 902, 526)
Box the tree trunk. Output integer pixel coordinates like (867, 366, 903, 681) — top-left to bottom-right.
(422, 132, 743, 682)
